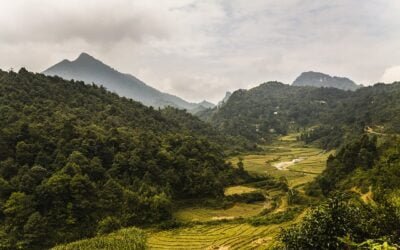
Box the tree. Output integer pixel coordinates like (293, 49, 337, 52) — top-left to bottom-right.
(15, 141, 36, 166)
(3, 192, 35, 246)
(23, 212, 49, 249)
(96, 216, 121, 235)
(237, 157, 244, 172)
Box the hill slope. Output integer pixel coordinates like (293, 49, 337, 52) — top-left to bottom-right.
(205, 81, 400, 148)
(0, 68, 243, 249)
(293, 71, 360, 91)
(43, 53, 206, 110)
(206, 82, 350, 142)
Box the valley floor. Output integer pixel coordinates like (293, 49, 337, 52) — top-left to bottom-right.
(145, 135, 331, 249)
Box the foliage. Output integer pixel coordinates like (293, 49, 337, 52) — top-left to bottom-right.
(280, 194, 400, 249)
(248, 207, 303, 226)
(0, 69, 248, 248)
(289, 133, 400, 249)
(96, 216, 122, 235)
(299, 125, 344, 149)
(52, 227, 146, 250)
(204, 81, 400, 149)
(287, 188, 307, 205)
(205, 82, 350, 145)
(226, 191, 265, 204)
(339, 237, 399, 250)
(308, 134, 378, 196)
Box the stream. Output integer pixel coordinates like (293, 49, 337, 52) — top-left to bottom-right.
(273, 158, 304, 170)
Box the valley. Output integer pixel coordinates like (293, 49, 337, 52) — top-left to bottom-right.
(4, 2, 400, 249)
(2, 69, 400, 249)
(65, 134, 330, 249)
(54, 133, 329, 249)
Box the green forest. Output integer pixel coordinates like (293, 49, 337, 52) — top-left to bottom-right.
(203, 81, 400, 149)
(0, 69, 252, 249)
(1, 69, 400, 249)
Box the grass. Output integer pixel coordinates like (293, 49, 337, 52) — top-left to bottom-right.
(52, 227, 146, 250)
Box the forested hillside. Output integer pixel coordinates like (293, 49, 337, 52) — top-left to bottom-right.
(280, 134, 400, 249)
(198, 80, 400, 249)
(205, 81, 400, 149)
(203, 82, 350, 143)
(0, 69, 248, 249)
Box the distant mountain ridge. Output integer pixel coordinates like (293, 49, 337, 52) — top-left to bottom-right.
(293, 71, 360, 91)
(198, 100, 215, 109)
(43, 53, 214, 111)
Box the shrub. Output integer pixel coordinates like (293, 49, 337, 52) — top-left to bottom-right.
(96, 216, 121, 235)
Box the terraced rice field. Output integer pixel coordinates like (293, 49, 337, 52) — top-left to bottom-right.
(224, 185, 258, 196)
(174, 202, 266, 222)
(147, 223, 285, 249)
(229, 136, 332, 188)
(174, 185, 267, 222)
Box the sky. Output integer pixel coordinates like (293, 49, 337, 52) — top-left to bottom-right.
(1, 0, 400, 103)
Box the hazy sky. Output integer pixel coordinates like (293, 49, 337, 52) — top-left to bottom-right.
(2, 0, 400, 103)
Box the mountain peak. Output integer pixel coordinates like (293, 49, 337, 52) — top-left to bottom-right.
(75, 52, 100, 64)
(77, 52, 92, 58)
(292, 71, 359, 91)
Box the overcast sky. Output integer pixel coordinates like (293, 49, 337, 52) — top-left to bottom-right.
(1, 0, 400, 103)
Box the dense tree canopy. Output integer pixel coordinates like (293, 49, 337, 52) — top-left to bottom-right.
(203, 81, 400, 149)
(280, 194, 400, 249)
(0, 69, 248, 249)
(202, 82, 350, 143)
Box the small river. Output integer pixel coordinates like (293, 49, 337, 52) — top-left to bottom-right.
(273, 158, 304, 170)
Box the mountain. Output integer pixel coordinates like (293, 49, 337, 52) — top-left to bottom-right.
(43, 52, 207, 110)
(198, 100, 215, 109)
(292, 71, 360, 91)
(189, 100, 216, 115)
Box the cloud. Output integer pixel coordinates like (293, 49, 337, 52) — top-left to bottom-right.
(0, 0, 172, 45)
(1, 0, 400, 102)
(381, 66, 400, 83)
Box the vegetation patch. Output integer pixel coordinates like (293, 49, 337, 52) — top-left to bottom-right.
(173, 203, 265, 222)
(52, 227, 146, 250)
(224, 185, 258, 196)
